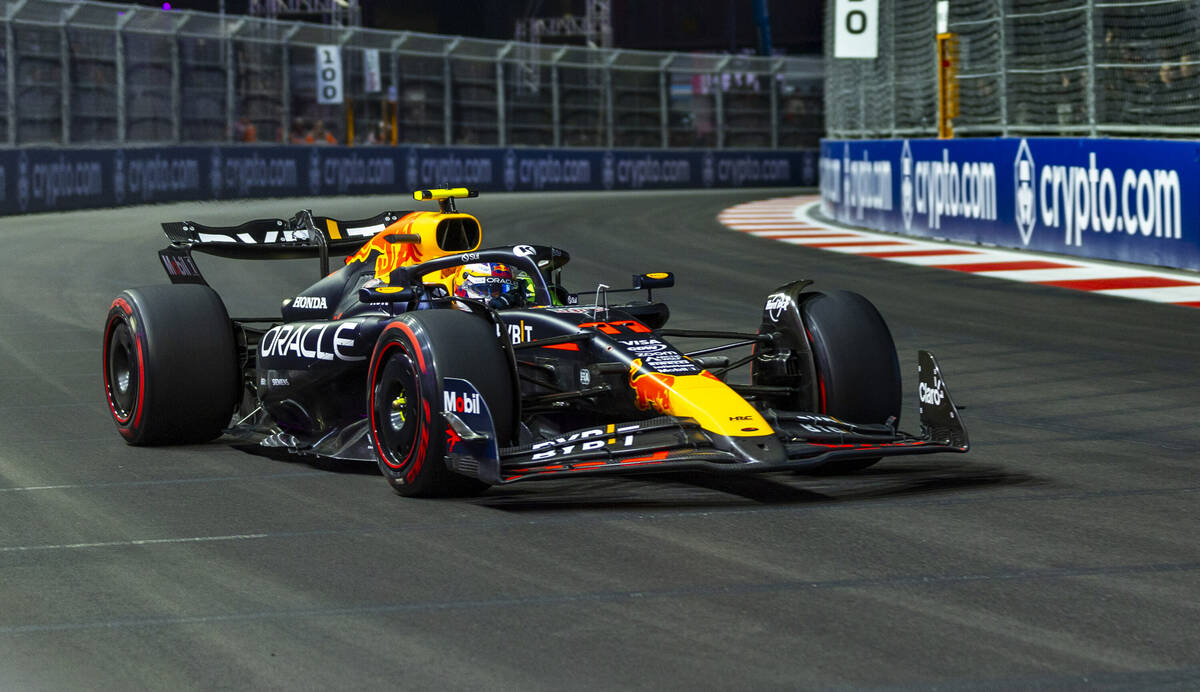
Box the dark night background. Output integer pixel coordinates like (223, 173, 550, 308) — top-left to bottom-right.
(134, 1, 823, 54)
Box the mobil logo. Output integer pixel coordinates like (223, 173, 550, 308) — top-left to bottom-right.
(443, 389, 482, 415)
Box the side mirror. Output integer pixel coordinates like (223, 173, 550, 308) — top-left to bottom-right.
(633, 272, 674, 290)
(359, 285, 415, 304)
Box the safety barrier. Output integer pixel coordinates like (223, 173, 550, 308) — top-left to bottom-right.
(2, 0, 822, 150)
(0, 144, 817, 216)
(824, 0, 1200, 139)
(821, 137, 1200, 272)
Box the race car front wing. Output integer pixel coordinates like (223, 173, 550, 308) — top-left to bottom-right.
(446, 350, 969, 485)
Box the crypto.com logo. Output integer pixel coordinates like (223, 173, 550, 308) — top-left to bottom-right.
(1014, 139, 1036, 245)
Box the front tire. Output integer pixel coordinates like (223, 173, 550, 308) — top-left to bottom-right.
(103, 284, 239, 445)
(367, 310, 515, 497)
(800, 289, 902, 473)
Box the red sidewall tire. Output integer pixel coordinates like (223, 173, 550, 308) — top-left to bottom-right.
(102, 285, 239, 446)
(104, 298, 145, 441)
(367, 311, 514, 498)
(368, 322, 443, 494)
(800, 289, 901, 426)
(797, 289, 902, 474)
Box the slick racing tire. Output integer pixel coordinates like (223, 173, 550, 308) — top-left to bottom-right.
(799, 289, 902, 474)
(367, 310, 515, 498)
(103, 284, 240, 445)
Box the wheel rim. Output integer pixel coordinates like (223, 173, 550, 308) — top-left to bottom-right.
(372, 351, 421, 468)
(106, 320, 138, 421)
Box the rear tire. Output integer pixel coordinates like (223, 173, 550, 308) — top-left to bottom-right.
(799, 290, 901, 473)
(103, 284, 239, 445)
(367, 310, 515, 497)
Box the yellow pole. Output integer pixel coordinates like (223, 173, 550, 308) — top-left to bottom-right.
(347, 99, 355, 146)
(937, 33, 959, 139)
(391, 101, 399, 146)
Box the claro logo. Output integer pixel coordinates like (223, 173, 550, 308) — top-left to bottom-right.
(1012, 138, 1182, 247)
(919, 379, 944, 406)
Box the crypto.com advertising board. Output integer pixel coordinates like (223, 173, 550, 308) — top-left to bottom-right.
(821, 137, 1199, 271)
(0, 145, 816, 217)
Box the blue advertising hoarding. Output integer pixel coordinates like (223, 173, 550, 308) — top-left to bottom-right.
(821, 137, 1200, 271)
(0, 145, 817, 217)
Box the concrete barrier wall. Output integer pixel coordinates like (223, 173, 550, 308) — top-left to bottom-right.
(0, 146, 818, 216)
(821, 138, 1200, 272)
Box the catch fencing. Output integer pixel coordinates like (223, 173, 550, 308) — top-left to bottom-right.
(825, 0, 1200, 138)
(0, 0, 823, 149)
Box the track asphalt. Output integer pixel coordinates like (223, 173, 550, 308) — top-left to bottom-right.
(0, 189, 1198, 690)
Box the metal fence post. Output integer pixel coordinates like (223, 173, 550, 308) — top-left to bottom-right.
(858, 61, 866, 138)
(224, 24, 232, 142)
(171, 13, 186, 143)
(551, 47, 564, 148)
(280, 23, 300, 145)
(224, 20, 243, 143)
(443, 37, 460, 146)
(60, 5, 81, 144)
(390, 33, 406, 145)
(337, 28, 352, 144)
(1085, 0, 1096, 136)
(715, 55, 731, 149)
(5, 2, 21, 146)
(496, 42, 513, 148)
(604, 51, 618, 149)
(115, 9, 135, 143)
(659, 53, 674, 148)
(997, 0, 1008, 136)
(887, 2, 896, 137)
(715, 74, 723, 148)
(769, 58, 780, 148)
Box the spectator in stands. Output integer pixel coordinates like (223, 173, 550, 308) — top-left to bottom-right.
(289, 118, 308, 144)
(234, 116, 257, 143)
(364, 120, 387, 145)
(1055, 72, 1078, 128)
(1100, 28, 1128, 124)
(1158, 50, 1199, 123)
(1157, 46, 1180, 91)
(308, 119, 338, 145)
(1181, 54, 1197, 81)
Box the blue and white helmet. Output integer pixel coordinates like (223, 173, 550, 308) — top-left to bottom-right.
(452, 263, 524, 304)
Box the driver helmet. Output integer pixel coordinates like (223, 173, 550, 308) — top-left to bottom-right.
(452, 262, 525, 305)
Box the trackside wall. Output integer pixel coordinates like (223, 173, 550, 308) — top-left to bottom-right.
(0, 146, 817, 217)
(821, 138, 1200, 272)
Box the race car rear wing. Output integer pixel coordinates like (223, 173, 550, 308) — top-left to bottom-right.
(158, 209, 411, 285)
(162, 210, 411, 259)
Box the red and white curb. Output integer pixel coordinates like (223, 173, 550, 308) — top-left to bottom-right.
(718, 195, 1200, 309)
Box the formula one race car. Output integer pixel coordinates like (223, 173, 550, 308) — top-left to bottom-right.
(103, 188, 968, 497)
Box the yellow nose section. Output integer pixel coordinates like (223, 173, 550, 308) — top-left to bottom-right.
(628, 360, 773, 437)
